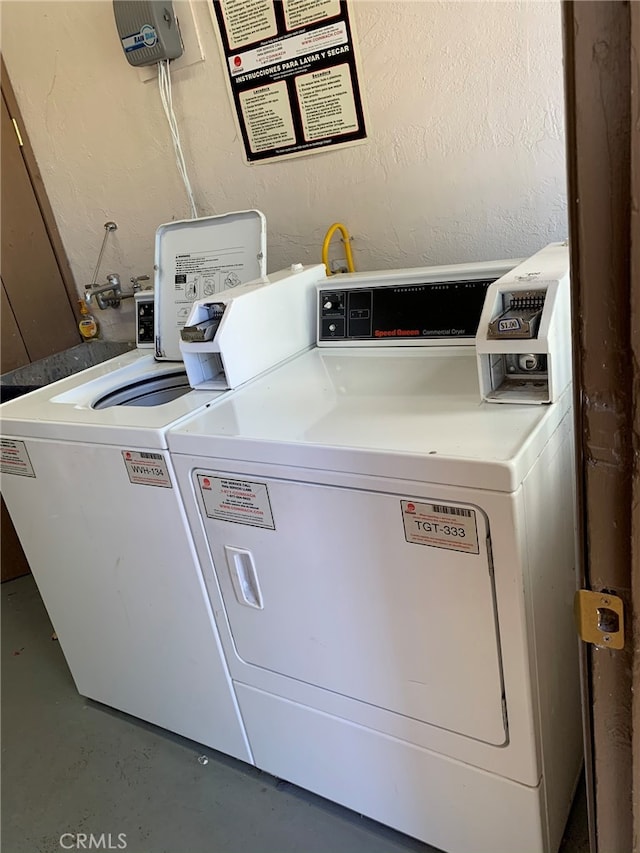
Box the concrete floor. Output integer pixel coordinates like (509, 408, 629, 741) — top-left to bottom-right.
(3, 574, 590, 853)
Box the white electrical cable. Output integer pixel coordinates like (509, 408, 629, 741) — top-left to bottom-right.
(158, 60, 198, 219)
(159, 60, 197, 218)
(158, 60, 197, 218)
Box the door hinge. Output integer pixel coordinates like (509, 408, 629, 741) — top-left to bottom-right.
(11, 117, 24, 147)
(574, 589, 624, 650)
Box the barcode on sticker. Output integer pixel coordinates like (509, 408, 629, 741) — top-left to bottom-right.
(431, 504, 472, 517)
(139, 452, 163, 460)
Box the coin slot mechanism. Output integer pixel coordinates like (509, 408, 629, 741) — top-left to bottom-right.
(487, 290, 546, 340)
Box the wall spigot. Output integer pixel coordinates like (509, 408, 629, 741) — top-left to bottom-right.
(84, 273, 122, 309)
(130, 274, 151, 293)
(83, 221, 123, 309)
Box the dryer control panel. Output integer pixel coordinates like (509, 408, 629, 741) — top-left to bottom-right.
(318, 278, 497, 343)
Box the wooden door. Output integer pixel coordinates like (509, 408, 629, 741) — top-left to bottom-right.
(1, 276, 29, 372)
(563, 2, 638, 851)
(1, 90, 79, 368)
(1, 63, 81, 582)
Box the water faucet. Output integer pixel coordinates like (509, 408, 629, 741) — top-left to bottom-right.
(84, 222, 152, 309)
(130, 274, 150, 293)
(84, 222, 124, 309)
(85, 274, 122, 309)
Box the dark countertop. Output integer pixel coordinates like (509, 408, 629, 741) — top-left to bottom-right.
(1, 341, 136, 402)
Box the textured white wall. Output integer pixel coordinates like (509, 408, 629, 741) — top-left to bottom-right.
(2, 0, 566, 340)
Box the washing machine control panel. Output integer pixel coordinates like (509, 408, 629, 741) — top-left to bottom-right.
(318, 278, 496, 344)
(135, 291, 155, 349)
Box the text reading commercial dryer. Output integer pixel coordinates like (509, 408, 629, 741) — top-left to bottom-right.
(169, 244, 581, 853)
(0, 211, 324, 759)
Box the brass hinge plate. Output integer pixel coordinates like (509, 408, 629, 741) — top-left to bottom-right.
(11, 117, 23, 147)
(574, 589, 624, 650)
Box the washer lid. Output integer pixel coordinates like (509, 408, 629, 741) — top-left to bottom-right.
(154, 210, 267, 361)
(0, 351, 225, 448)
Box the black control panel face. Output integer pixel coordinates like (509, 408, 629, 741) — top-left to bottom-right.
(137, 300, 155, 344)
(319, 278, 496, 342)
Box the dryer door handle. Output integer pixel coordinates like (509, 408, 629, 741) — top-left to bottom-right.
(225, 546, 263, 609)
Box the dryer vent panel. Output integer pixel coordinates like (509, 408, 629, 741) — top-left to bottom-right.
(113, 1, 184, 67)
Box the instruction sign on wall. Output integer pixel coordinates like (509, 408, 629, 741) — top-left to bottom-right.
(211, 0, 367, 163)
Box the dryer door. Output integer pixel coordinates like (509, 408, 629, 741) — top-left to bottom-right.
(193, 470, 507, 746)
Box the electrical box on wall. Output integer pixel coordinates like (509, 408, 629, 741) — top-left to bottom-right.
(113, 1, 184, 67)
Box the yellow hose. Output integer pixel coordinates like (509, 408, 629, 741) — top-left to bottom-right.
(322, 223, 355, 275)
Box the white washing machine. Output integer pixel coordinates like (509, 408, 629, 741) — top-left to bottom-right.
(169, 245, 582, 853)
(0, 211, 323, 759)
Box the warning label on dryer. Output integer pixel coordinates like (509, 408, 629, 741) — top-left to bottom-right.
(0, 439, 35, 477)
(198, 475, 275, 529)
(401, 500, 479, 554)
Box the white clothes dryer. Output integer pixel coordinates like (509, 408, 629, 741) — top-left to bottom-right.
(168, 246, 582, 853)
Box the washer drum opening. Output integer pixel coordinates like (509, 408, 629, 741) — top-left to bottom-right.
(92, 372, 191, 409)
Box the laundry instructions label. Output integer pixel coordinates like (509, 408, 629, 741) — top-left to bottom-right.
(211, 0, 367, 162)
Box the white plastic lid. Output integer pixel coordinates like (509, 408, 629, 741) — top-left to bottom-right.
(154, 210, 267, 361)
